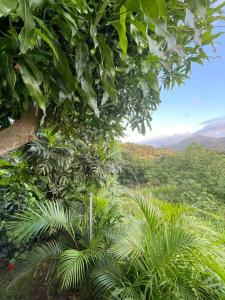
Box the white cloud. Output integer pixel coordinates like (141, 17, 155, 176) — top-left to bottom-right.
(121, 123, 198, 144)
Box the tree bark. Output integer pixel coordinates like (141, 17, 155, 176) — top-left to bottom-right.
(0, 108, 39, 156)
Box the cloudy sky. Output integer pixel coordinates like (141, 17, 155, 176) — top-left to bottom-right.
(123, 30, 225, 146)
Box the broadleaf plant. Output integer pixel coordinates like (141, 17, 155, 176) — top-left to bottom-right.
(0, 0, 224, 137)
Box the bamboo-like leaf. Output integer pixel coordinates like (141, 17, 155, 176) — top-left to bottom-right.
(35, 28, 76, 92)
(0, 0, 17, 17)
(98, 35, 115, 79)
(1, 53, 16, 90)
(112, 5, 128, 58)
(20, 64, 46, 112)
(75, 42, 89, 79)
(81, 77, 99, 117)
(17, 0, 36, 54)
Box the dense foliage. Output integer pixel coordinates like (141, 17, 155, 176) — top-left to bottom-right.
(0, 131, 119, 266)
(0, 0, 224, 135)
(6, 193, 225, 299)
(1, 0, 225, 299)
(119, 144, 225, 204)
(2, 140, 225, 299)
(146, 144, 225, 205)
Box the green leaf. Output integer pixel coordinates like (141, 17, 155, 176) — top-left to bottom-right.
(125, 0, 141, 12)
(140, 0, 167, 19)
(201, 30, 224, 45)
(58, 249, 89, 289)
(90, 24, 98, 48)
(187, 0, 207, 19)
(81, 77, 99, 117)
(98, 35, 115, 79)
(0, 0, 17, 17)
(20, 64, 46, 112)
(17, 0, 36, 54)
(112, 5, 128, 58)
(30, 0, 45, 12)
(139, 79, 149, 98)
(35, 28, 76, 92)
(23, 58, 43, 85)
(154, 22, 184, 57)
(0, 159, 12, 167)
(147, 35, 166, 60)
(101, 69, 117, 104)
(1, 53, 16, 90)
(75, 42, 89, 79)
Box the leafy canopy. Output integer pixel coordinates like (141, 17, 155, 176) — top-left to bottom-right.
(0, 0, 224, 134)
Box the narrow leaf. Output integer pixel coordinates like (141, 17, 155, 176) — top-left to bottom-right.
(1, 53, 16, 90)
(81, 77, 99, 117)
(0, 0, 17, 17)
(75, 42, 89, 79)
(35, 29, 76, 92)
(98, 35, 115, 79)
(17, 0, 36, 54)
(20, 64, 46, 112)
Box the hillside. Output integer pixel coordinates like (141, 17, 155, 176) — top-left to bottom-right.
(122, 142, 172, 159)
(166, 135, 225, 151)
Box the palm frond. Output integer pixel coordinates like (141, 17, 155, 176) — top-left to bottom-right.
(8, 201, 73, 243)
(22, 240, 64, 269)
(58, 249, 90, 290)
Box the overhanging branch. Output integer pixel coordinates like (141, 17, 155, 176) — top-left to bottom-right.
(0, 108, 39, 156)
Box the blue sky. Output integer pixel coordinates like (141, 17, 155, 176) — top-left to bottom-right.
(123, 32, 225, 145)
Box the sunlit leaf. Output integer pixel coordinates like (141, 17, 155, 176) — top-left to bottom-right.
(75, 42, 89, 79)
(140, 0, 167, 19)
(81, 77, 99, 117)
(112, 5, 128, 58)
(17, 0, 36, 54)
(0, 0, 17, 17)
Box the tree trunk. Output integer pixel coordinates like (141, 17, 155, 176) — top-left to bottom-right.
(0, 108, 39, 156)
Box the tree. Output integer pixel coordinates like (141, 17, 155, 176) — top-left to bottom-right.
(0, 0, 224, 154)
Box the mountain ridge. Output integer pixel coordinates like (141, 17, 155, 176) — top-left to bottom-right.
(163, 135, 225, 151)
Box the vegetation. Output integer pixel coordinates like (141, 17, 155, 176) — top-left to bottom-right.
(3, 192, 225, 299)
(146, 144, 225, 204)
(0, 0, 224, 154)
(1, 0, 225, 299)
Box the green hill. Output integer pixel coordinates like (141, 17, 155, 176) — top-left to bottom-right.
(122, 142, 172, 159)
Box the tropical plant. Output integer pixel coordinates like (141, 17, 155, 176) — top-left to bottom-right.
(92, 194, 225, 299)
(8, 191, 225, 299)
(0, 0, 224, 154)
(0, 155, 44, 266)
(8, 191, 122, 299)
(0, 128, 120, 267)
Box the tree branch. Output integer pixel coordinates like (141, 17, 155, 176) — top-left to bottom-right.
(0, 108, 39, 156)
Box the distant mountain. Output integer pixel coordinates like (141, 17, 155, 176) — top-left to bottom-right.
(166, 135, 225, 151)
(122, 142, 172, 159)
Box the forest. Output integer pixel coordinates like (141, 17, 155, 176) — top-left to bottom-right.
(0, 0, 225, 299)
